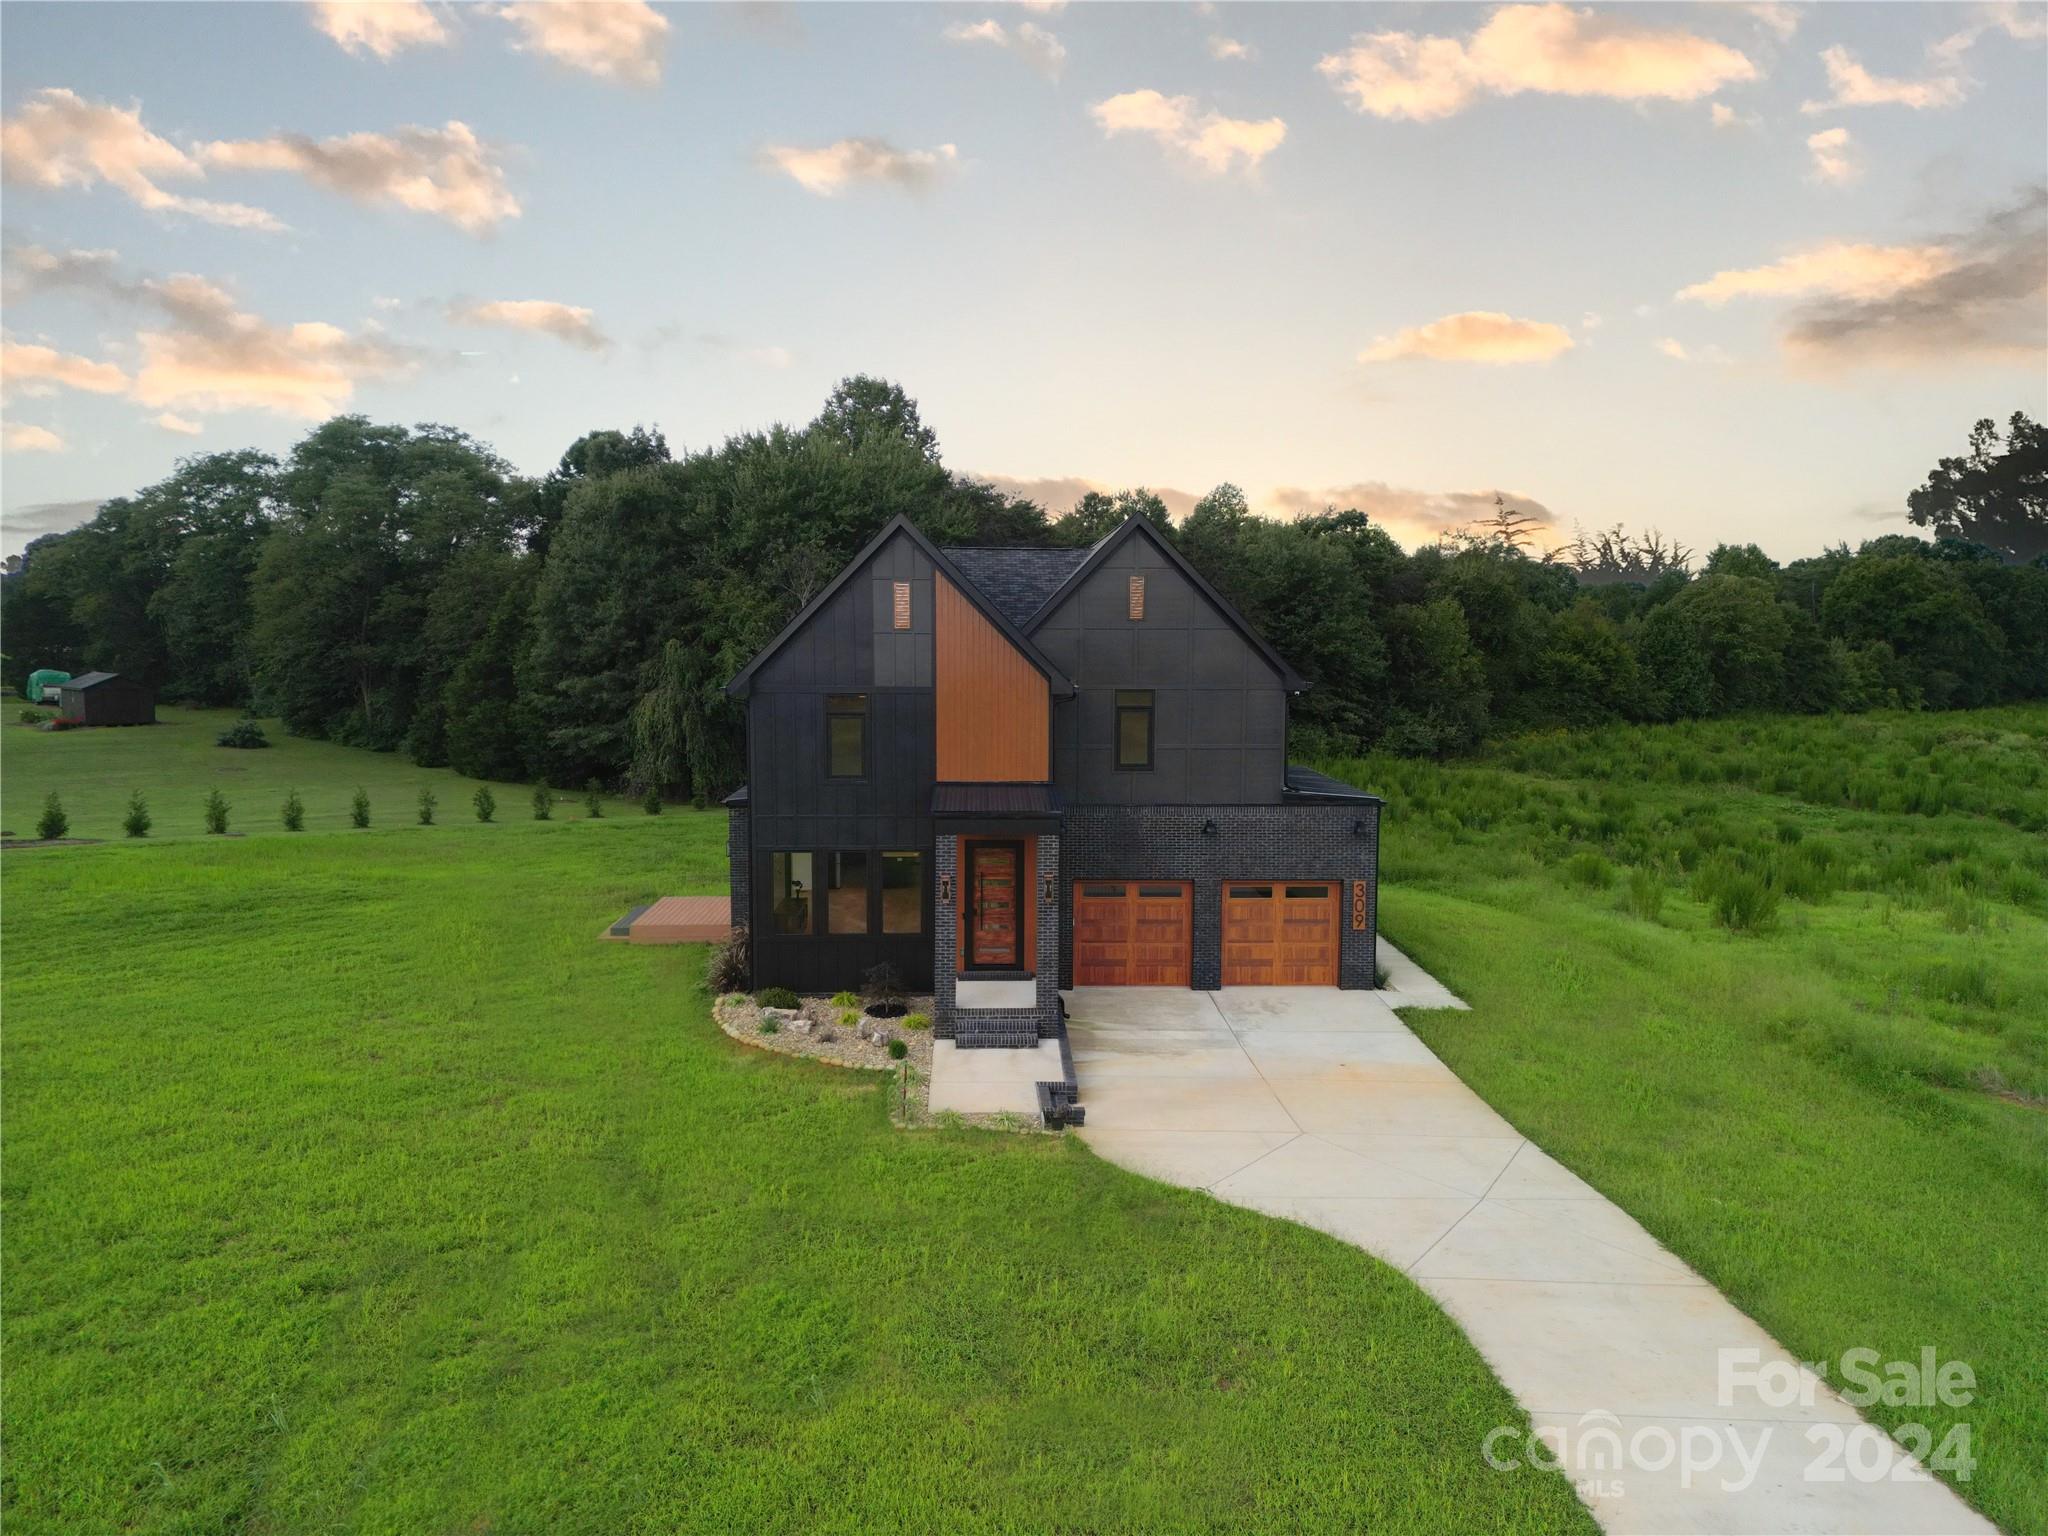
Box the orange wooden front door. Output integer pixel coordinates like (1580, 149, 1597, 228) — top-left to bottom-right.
(1221, 882, 1339, 985)
(1072, 882, 1191, 986)
(967, 842, 1022, 967)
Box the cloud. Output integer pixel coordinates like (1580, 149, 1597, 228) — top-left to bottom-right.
(1801, 45, 1966, 112)
(2, 499, 101, 548)
(1779, 189, 2047, 370)
(310, 0, 449, 58)
(1655, 337, 1690, 361)
(200, 120, 518, 235)
(154, 411, 204, 435)
(1317, 4, 1756, 122)
(1806, 126, 1859, 183)
(0, 88, 281, 230)
(1677, 242, 1958, 304)
(1741, 3, 1801, 42)
(1932, 1, 2048, 66)
(1, 247, 415, 419)
(1207, 36, 1252, 62)
(1359, 310, 1575, 364)
(2, 423, 67, 453)
(493, 1, 669, 85)
(758, 137, 959, 195)
(450, 298, 607, 350)
(1, 340, 130, 397)
(1090, 90, 1286, 176)
(1678, 190, 2046, 369)
(1266, 481, 1562, 547)
(1710, 101, 1760, 129)
(944, 18, 1066, 77)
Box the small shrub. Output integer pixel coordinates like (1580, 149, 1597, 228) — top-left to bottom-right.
(215, 719, 270, 749)
(1562, 850, 1612, 888)
(862, 961, 907, 1017)
(1693, 856, 1778, 933)
(19, 708, 43, 725)
(36, 792, 67, 840)
(203, 788, 230, 835)
(282, 789, 305, 831)
(708, 928, 750, 993)
(887, 1038, 908, 1060)
(641, 785, 663, 815)
(758, 1018, 780, 1035)
(349, 787, 370, 828)
(122, 790, 151, 838)
(416, 787, 437, 825)
(901, 1012, 931, 1032)
(839, 1008, 862, 1030)
(584, 778, 605, 818)
(531, 783, 553, 820)
(1374, 963, 1390, 988)
(830, 991, 860, 1008)
(473, 785, 496, 823)
(1623, 867, 1665, 922)
(755, 986, 800, 1010)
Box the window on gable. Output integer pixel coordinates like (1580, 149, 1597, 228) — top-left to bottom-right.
(826, 694, 867, 778)
(892, 581, 911, 630)
(1115, 689, 1154, 770)
(1128, 575, 1145, 620)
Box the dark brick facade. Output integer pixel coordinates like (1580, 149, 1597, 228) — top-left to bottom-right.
(1060, 803, 1380, 991)
(933, 832, 1063, 1047)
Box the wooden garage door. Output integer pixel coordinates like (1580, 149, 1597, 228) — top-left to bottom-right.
(1222, 882, 1339, 986)
(1072, 881, 1191, 986)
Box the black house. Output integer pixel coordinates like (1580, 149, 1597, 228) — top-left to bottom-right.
(723, 514, 1382, 1046)
(57, 672, 156, 726)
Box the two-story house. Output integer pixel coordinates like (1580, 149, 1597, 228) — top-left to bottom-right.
(723, 513, 1382, 1047)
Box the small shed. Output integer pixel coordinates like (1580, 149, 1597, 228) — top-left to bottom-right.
(58, 671, 156, 726)
(24, 668, 70, 703)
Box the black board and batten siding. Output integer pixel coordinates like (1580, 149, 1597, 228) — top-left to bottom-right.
(1034, 535, 1287, 808)
(746, 535, 938, 990)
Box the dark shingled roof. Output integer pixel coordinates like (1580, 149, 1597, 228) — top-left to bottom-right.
(63, 671, 121, 689)
(1283, 764, 1384, 804)
(931, 782, 1064, 817)
(941, 546, 1093, 628)
(721, 784, 749, 807)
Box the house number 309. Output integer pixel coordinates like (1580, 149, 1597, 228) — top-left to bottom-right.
(1351, 881, 1367, 931)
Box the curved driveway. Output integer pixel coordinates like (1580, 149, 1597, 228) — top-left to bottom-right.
(1068, 948, 1992, 1536)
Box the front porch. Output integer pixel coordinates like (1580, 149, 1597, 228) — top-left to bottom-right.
(931, 817, 1063, 1049)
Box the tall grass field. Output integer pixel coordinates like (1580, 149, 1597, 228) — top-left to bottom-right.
(5, 705, 2045, 1532)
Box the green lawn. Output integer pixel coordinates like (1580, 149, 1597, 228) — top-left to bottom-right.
(1323, 706, 2048, 1534)
(5, 706, 632, 840)
(1, 810, 1590, 1531)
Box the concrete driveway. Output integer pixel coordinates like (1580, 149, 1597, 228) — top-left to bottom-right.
(1069, 955, 1992, 1536)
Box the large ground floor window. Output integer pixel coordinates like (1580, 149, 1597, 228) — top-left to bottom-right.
(767, 848, 926, 937)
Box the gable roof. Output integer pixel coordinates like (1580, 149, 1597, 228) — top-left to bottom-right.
(1021, 516, 1309, 691)
(941, 546, 1093, 628)
(724, 515, 1075, 698)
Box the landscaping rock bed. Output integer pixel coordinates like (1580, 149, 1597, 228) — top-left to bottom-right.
(714, 992, 937, 1121)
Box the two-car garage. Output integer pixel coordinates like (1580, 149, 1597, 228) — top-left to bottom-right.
(1071, 879, 1341, 988)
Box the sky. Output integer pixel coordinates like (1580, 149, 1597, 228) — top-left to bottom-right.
(2, 0, 2044, 561)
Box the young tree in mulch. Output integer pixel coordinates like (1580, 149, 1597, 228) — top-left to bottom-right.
(204, 789, 231, 835)
(473, 785, 496, 823)
(350, 787, 370, 828)
(123, 791, 151, 838)
(417, 787, 438, 825)
(640, 785, 663, 815)
(584, 779, 604, 819)
(531, 782, 553, 820)
(37, 792, 67, 841)
(282, 789, 305, 831)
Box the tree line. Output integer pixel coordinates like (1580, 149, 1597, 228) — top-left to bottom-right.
(4, 382, 2042, 800)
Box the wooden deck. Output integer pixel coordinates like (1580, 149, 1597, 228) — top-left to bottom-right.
(601, 896, 733, 945)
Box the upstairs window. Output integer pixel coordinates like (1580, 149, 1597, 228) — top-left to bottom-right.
(1115, 689, 1154, 770)
(826, 694, 867, 778)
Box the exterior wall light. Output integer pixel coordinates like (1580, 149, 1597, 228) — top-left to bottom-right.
(938, 874, 955, 903)
(1353, 819, 1367, 836)
(1040, 873, 1055, 904)
(1202, 819, 1218, 837)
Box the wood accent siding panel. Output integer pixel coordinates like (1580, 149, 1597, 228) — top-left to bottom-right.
(935, 574, 1048, 781)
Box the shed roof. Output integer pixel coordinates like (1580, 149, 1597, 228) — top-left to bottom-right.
(1282, 764, 1384, 804)
(931, 781, 1064, 817)
(64, 671, 122, 689)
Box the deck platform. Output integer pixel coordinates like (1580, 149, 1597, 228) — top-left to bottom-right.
(601, 896, 733, 945)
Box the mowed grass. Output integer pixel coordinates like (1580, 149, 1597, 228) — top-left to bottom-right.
(4, 707, 630, 840)
(1322, 706, 2048, 1533)
(1, 814, 1593, 1533)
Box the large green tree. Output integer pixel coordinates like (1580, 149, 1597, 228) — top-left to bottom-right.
(1906, 412, 2047, 563)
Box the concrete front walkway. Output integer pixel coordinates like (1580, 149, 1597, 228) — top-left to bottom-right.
(1069, 952, 1992, 1536)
